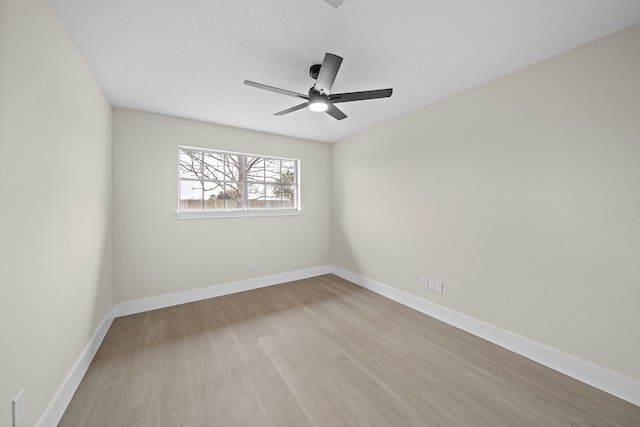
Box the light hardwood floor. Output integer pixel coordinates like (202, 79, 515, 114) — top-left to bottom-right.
(59, 274, 640, 426)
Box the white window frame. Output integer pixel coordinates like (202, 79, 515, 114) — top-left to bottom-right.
(176, 146, 301, 219)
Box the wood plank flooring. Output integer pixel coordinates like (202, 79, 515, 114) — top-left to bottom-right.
(59, 274, 640, 426)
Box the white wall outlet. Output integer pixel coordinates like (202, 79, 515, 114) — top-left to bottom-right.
(249, 261, 256, 271)
(434, 280, 443, 294)
(421, 276, 444, 294)
(13, 389, 24, 427)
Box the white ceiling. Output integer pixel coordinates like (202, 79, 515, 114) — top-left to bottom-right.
(49, 0, 640, 143)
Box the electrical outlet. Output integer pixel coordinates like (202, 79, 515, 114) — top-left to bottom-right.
(433, 280, 443, 294)
(421, 276, 444, 294)
(249, 261, 256, 271)
(13, 389, 24, 427)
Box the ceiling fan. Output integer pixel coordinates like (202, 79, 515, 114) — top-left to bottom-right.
(244, 53, 392, 121)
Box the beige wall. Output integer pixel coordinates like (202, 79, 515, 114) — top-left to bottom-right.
(0, 0, 113, 425)
(332, 24, 640, 381)
(112, 109, 331, 303)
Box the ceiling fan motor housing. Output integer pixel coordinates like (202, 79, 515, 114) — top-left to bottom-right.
(308, 87, 328, 100)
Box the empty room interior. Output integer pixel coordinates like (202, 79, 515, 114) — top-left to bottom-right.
(2, 0, 640, 425)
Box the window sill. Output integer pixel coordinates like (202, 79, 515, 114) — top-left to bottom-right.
(176, 209, 302, 220)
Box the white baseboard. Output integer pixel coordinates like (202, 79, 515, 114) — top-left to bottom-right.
(113, 265, 333, 317)
(38, 264, 638, 427)
(331, 266, 640, 407)
(36, 307, 115, 427)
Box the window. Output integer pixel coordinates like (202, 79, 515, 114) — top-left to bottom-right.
(177, 146, 300, 218)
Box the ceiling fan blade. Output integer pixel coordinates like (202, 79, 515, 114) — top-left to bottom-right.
(326, 103, 347, 120)
(329, 88, 393, 103)
(244, 80, 308, 99)
(314, 53, 343, 94)
(274, 102, 309, 116)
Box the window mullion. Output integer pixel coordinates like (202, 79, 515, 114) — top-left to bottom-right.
(263, 159, 267, 210)
(200, 151, 205, 210)
(279, 160, 283, 205)
(243, 155, 248, 211)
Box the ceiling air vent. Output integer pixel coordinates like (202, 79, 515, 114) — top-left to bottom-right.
(324, 0, 347, 8)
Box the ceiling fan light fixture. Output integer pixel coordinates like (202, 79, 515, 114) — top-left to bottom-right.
(309, 99, 328, 112)
(308, 92, 329, 112)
